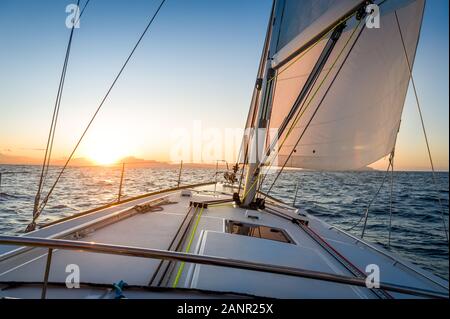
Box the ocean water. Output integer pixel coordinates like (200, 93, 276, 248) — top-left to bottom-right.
(0, 164, 448, 280)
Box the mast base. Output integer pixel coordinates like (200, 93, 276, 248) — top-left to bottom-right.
(240, 198, 265, 211)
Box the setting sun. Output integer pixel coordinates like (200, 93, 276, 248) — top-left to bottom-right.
(82, 129, 134, 165)
(87, 146, 124, 165)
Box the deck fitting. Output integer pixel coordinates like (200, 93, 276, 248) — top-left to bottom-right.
(244, 198, 265, 210)
(189, 201, 208, 209)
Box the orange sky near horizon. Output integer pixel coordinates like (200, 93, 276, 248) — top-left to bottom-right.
(1, 117, 448, 171)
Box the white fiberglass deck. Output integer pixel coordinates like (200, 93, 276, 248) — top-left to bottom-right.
(0, 183, 447, 299)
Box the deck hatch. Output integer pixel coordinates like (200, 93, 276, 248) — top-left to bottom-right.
(225, 220, 294, 244)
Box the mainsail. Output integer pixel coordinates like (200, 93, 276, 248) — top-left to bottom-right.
(244, 0, 425, 172)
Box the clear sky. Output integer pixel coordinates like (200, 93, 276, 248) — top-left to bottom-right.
(0, 0, 448, 170)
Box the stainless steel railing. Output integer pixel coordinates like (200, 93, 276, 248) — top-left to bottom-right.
(0, 235, 447, 299)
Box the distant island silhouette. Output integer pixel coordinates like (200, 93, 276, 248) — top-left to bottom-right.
(0, 153, 231, 169)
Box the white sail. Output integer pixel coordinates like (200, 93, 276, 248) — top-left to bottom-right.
(265, 0, 425, 171)
(273, 0, 363, 67)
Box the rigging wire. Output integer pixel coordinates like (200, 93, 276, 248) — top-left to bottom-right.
(292, 179, 300, 207)
(42, 0, 91, 189)
(394, 11, 449, 244)
(32, 0, 88, 228)
(28, 0, 167, 229)
(360, 151, 394, 238)
(388, 151, 395, 247)
(344, 157, 393, 233)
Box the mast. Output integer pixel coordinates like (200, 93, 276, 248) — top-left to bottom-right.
(241, 0, 285, 207)
(242, 0, 348, 207)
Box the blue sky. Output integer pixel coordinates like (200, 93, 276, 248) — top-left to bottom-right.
(0, 0, 448, 170)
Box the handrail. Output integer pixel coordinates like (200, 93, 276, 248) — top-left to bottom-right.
(0, 236, 447, 299)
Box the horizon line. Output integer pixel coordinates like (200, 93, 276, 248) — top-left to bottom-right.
(0, 162, 449, 173)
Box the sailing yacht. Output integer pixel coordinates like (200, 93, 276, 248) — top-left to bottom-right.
(0, 0, 448, 299)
